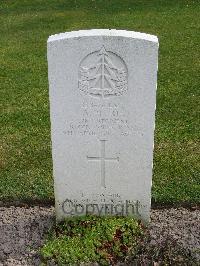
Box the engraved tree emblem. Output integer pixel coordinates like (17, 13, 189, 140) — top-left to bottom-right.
(79, 46, 128, 98)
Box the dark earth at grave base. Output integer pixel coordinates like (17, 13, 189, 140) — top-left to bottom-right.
(0, 207, 199, 265)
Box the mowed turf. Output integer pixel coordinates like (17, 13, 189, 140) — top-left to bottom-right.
(0, 0, 199, 203)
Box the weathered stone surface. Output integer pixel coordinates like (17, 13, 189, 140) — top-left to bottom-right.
(47, 29, 159, 222)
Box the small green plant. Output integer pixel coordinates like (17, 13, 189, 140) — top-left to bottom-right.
(40, 215, 144, 265)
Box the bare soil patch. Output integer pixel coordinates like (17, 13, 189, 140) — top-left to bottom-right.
(0, 207, 199, 265)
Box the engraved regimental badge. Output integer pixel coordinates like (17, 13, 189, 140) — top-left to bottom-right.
(78, 46, 128, 99)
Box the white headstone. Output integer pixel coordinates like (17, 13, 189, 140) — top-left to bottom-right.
(47, 29, 158, 222)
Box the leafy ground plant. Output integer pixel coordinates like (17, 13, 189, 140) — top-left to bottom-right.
(40, 215, 145, 265)
(40, 215, 196, 265)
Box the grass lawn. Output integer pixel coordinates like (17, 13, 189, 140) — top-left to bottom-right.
(0, 0, 199, 204)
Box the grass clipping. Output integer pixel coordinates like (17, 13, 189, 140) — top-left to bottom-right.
(40, 215, 144, 265)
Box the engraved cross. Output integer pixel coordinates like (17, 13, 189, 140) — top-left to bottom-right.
(87, 140, 119, 188)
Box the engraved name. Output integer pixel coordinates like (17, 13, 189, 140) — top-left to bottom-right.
(64, 101, 131, 137)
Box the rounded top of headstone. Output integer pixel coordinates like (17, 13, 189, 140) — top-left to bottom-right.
(47, 29, 158, 44)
